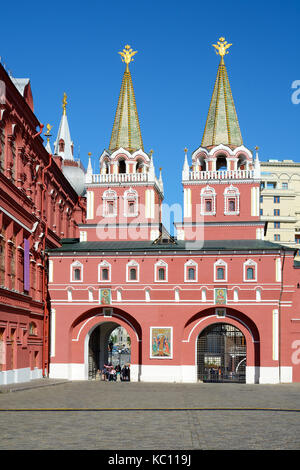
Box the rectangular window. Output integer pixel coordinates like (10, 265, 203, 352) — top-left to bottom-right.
(274, 222, 280, 228)
(260, 208, 263, 216)
(188, 267, 195, 280)
(158, 268, 165, 281)
(274, 209, 280, 216)
(274, 196, 280, 203)
(267, 182, 276, 189)
(274, 234, 280, 241)
(129, 267, 137, 280)
(282, 182, 288, 189)
(217, 267, 225, 280)
(74, 268, 81, 281)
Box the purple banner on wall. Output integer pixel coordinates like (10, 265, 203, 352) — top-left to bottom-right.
(24, 238, 30, 292)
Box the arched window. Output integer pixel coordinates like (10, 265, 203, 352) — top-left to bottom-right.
(98, 261, 111, 283)
(184, 260, 198, 282)
(29, 322, 37, 335)
(70, 261, 83, 282)
(214, 259, 228, 282)
(59, 139, 65, 153)
(216, 155, 227, 171)
(123, 188, 138, 217)
(224, 185, 240, 215)
(158, 268, 165, 280)
(102, 189, 117, 217)
(201, 185, 216, 215)
(118, 158, 126, 174)
(155, 260, 168, 282)
(243, 260, 257, 282)
(126, 260, 139, 282)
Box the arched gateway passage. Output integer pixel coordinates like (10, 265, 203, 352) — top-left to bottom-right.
(88, 322, 131, 380)
(197, 323, 246, 383)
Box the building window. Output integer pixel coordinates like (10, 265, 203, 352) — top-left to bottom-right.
(155, 260, 168, 282)
(70, 261, 83, 282)
(130, 268, 137, 280)
(214, 260, 227, 282)
(201, 185, 216, 215)
(274, 209, 280, 216)
(102, 189, 117, 217)
(243, 260, 257, 282)
(98, 261, 111, 283)
(246, 267, 254, 280)
(274, 222, 280, 228)
(274, 196, 280, 203)
(260, 208, 263, 216)
(59, 139, 65, 153)
(217, 267, 225, 279)
(29, 322, 37, 336)
(267, 182, 276, 189)
(282, 182, 288, 190)
(274, 234, 280, 241)
(158, 268, 165, 280)
(224, 185, 240, 215)
(123, 188, 138, 217)
(184, 260, 198, 282)
(126, 260, 139, 282)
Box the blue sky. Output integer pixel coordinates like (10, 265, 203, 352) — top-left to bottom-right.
(1, 0, 300, 216)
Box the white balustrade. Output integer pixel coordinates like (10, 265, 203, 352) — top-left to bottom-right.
(188, 169, 255, 181)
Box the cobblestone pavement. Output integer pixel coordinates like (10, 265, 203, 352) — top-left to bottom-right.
(0, 379, 300, 450)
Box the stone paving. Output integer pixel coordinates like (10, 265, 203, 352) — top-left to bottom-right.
(0, 379, 300, 450)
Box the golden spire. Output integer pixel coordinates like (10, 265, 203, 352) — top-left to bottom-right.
(118, 44, 138, 70)
(62, 92, 67, 115)
(44, 123, 52, 142)
(212, 37, 232, 59)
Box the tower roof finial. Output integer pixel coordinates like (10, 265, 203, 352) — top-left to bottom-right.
(109, 44, 143, 153)
(118, 44, 138, 71)
(212, 37, 232, 59)
(62, 92, 67, 115)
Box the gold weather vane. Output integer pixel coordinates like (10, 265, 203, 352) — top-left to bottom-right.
(62, 92, 67, 115)
(212, 37, 232, 57)
(44, 123, 53, 143)
(118, 45, 138, 70)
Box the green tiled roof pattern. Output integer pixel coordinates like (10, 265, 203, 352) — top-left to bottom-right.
(202, 58, 243, 148)
(109, 67, 143, 153)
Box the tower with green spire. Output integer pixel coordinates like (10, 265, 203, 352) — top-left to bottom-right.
(176, 37, 263, 243)
(109, 44, 144, 153)
(201, 37, 243, 149)
(83, 45, 164, 242)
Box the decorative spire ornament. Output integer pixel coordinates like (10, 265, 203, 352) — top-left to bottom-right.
(118, 44, 138, 71)
(212, 37, 232, 60)
(62, 92, 67, 115)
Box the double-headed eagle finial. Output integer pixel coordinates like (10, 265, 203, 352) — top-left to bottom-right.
(119, 44, 138, 70)
(212, 37, 232, 58)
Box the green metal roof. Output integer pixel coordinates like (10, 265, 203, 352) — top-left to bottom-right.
(48, 238, 294, 254)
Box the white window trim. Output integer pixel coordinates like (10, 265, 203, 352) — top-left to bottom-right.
(214, 259, 228, 282)
(126, 260, 140, 282)
(70, 261, 83, 283)
(98, 261, 111, 283)
(184, 260, 198, 282)
(102, 189, 118, 217)
(123, 188, 139, 217)
(243, 259, 257, 282)
(224, 184, 240, 215)
(200, 185, 216, 216)
(154, 260, 168, 282)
